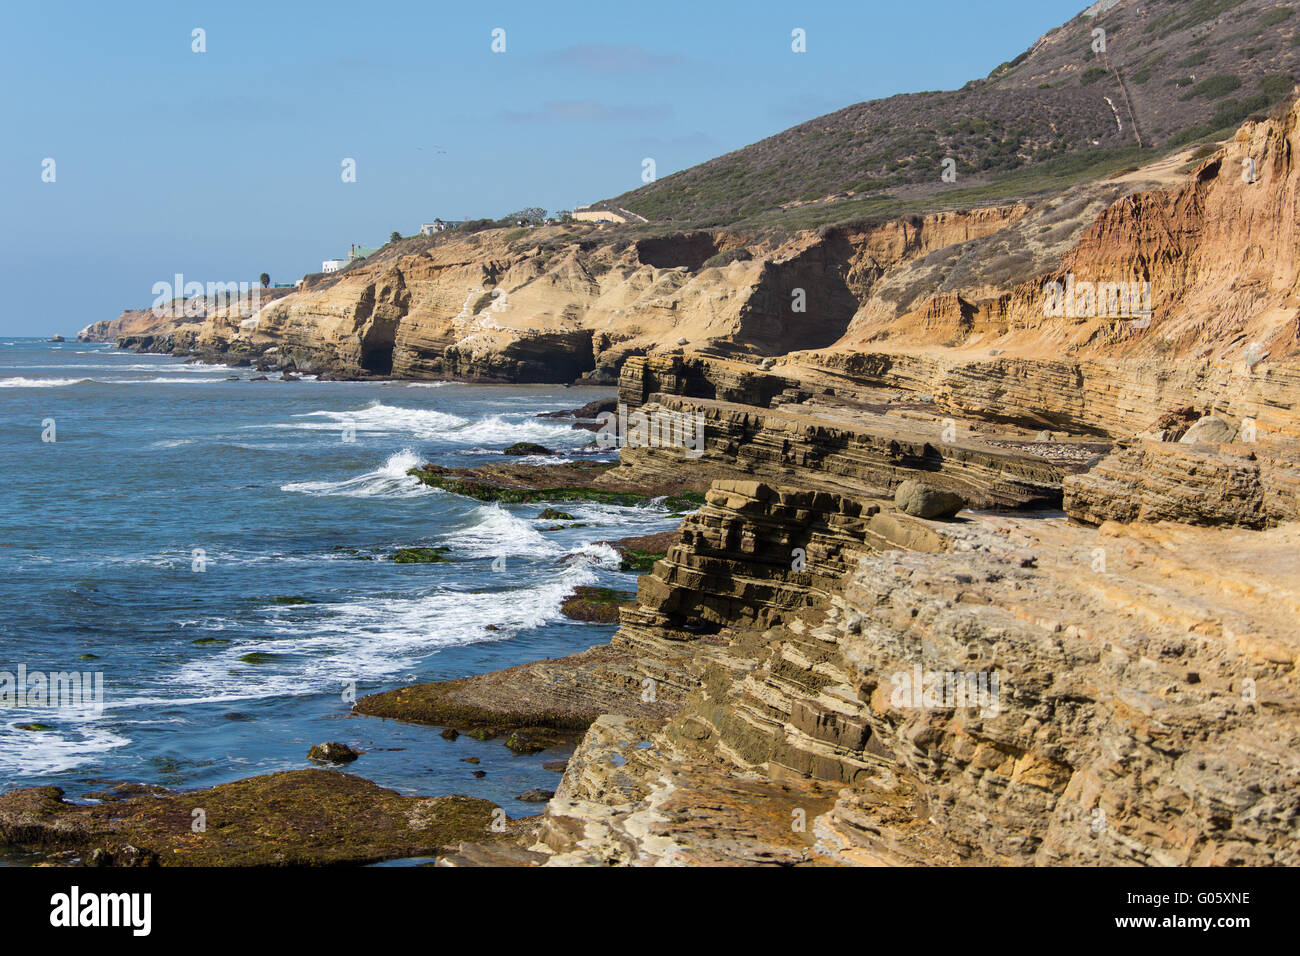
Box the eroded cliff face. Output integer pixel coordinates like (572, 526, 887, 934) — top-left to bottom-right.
(427, 107, 1300, 864)
(84, 206, 1031, 381)
(835, 98, 1300, 364)
(433, 479, 1297, 867)
(92, 101, 1300, 396)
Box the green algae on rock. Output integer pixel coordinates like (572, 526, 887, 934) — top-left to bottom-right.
(237, 652, 279, 665)
(307, 741, 359, 764)
(390, 546, 452, 564)
(503, 442, 556, 456)
(560, 586, 636, 624)
(0, 769, 515, 866)
(595, 530, 678, 573)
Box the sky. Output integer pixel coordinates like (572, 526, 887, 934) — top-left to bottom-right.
(0, 0, 1088, 336)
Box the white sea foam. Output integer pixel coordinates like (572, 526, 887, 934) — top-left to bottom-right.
(160, 558, 606, 704)
(461, 414, 577, 445)
(447, 504, 563, 558)
(0, 721, 130, 776)
(512, 454, 576, 465)
(564, 541, 622, 569)
(264, 401, 579, 446)
(0, 374, 230, 387)
(113, 376, 232, 384)
(282, 401, 468, 439)
(0, 377, 85, 387)
(281, 448, 433, 499)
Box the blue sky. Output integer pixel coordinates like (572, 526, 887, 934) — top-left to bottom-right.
(0, 0, 1087, 336)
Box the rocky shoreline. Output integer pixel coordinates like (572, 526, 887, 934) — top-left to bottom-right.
(15, 98, 1297, 866)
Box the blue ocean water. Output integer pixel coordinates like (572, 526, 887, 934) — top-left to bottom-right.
(0, 339, 670, 822)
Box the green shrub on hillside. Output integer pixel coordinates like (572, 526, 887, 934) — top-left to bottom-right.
(1261, 73, 1297, 97)
(1178, 50, 1211, 68)
(1184, 74, 1242, 99)
(702, 248, 753, 269)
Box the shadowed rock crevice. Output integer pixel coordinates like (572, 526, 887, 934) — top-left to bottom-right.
(634, 232, 718, 270)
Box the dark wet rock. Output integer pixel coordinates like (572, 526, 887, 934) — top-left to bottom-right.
(503, 442, 555, 457)
(406, 461, 706, 510)
(460, 757, 480, 764)
(504, 731, 553, 755)
(390, 546, 452, 564)
(440, 728, 460, 741)
(515, 789, 555, 803)
(471, 770, 487, 778)
(537, 508, 575, 521)
(238, 652, 278, 665)
(537, 397, 618, 420)
(542, 760, 569, 773)
(0, 770, 511, 866)
(83, 782, 169, 803)
(307, 742, 359, 764)
(354, 643, 681, 751)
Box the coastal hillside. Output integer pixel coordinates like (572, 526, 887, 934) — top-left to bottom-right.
(31, 3, 1300, 872)
(83, 94, 1300, 385)
(600, 0, 1300, 227)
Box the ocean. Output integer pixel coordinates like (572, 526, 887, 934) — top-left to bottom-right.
(0, 338, 672, 846)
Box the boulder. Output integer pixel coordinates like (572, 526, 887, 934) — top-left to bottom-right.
(1179, 415, 1237, 444)
(515, 789, 555, 803)
(894, 480, 966, 519)
(307, 742, 359, 764)
(502, 442, 555, 456)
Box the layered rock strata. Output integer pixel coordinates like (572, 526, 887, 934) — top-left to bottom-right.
(441, 488, 1298, 866)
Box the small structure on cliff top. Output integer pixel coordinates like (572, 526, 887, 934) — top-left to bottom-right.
(420, 220, 463, 235)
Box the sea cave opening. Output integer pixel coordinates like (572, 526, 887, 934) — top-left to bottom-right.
(360, 344, 394, 375)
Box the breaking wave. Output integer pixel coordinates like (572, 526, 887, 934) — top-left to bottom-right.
(280, 449, 433, 498)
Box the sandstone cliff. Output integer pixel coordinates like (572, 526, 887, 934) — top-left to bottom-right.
(69, 97, 1300, 870)
(90, 99, 1300, 397)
